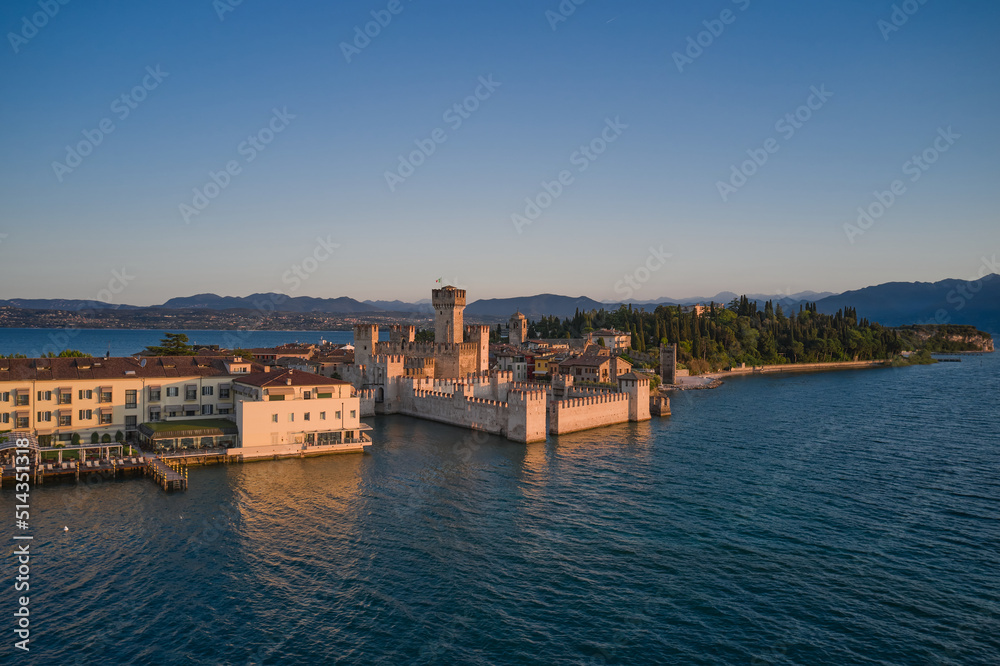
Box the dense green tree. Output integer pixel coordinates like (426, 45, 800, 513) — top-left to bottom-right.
(526, 296, 914, 372)
(144, 333, 196, 356)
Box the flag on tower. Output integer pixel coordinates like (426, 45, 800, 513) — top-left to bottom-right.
(435, 278, 442, 283)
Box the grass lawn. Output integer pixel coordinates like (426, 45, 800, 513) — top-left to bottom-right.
(41, 450, 80, 461)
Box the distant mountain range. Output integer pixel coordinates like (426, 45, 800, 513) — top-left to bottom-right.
(159, 293, 379, 313)
(814, 275, 1000, 333)
(466, 294, 608, 319)
(2, 276, 996, 332)
(0, 298, 140, 310)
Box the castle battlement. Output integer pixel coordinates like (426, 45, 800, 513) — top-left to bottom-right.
(555, 394, 628, 409)
(465, 397, 503, 407)
(508, 388, 547, 403)
(374, 354, 405, 365)
(413, 388, 454, 399)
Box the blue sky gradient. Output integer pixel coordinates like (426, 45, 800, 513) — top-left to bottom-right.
(1, 0, 998, 305)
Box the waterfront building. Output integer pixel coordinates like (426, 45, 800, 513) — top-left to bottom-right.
(230, 368, 371, 459)
(0, 355, 369, 459)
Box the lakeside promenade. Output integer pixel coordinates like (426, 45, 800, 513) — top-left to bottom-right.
(667, 359, 891, 390)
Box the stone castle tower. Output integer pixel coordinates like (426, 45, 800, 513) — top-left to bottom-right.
(354, 324, 378, 367)
(432, 286, 466, 344)
(659, 343, 677, 385)
(509, 311, 528, 347)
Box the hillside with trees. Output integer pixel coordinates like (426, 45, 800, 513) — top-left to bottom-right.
(530, 297, 906, 371)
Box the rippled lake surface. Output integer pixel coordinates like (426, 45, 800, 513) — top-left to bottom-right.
(0, 328, 359, 358)
(3, 351, 999, 664)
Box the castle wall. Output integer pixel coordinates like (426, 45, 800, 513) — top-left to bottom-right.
(380, 376, 545, 443)
(507, 389, 547, 443)
(549, 394, 630, 435)
(359, 389, 376, 417)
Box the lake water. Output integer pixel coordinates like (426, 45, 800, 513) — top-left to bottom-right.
(0, 328, 369, 357)
(1, 335, 998, 663)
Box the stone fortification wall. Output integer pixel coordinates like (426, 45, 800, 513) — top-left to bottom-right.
(358, 389, 376, 417)
(549, 394, 630, 435)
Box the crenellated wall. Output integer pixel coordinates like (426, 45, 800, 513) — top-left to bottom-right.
(549, 393, 630, 435)
(358, 389, 376, 417)
(391, 379, 546, 442)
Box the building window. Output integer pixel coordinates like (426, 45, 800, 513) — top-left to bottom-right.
(335, 411, 341, 419)
(37, 390, 52, 401)
(319, 411, 326, 420)
(167, 409, 179, 418)
(99, 390, 112, 403)
(125, 415, 137, 431)
(149, 388, 161, 401)
(36, 411, 51, 422)
(16, 416, 29, 429)
(288, 413, 294, 422)
(271, 414, 278, 423)
(100, 412, 112, 425)
(303, 391, 311, 400)
(125, 390, 137, 409)
(0, 413, 8, 424)
(202, 386, 214, 396)
(304, 412, 310, 421)
(58, 414, 72, 427)
(0, 392, 8, 402)
(219, 386, 230, 399)
(78, 389, 93, 400)
(78, 409, 93, 420)
(201, 405, 213, 415)
(15, 393, 29, 406)
(350, 410, 356, 419)
(167, 387, 179, 397)
(184, 409, 197, 417)
(218, 408, 230, 415)
(185, 385, 197, 401)
(149, 410, 160, 422)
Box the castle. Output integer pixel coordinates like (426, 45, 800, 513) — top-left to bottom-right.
(338, 286, 662, 443)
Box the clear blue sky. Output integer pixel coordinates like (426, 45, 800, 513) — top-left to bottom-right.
(1, 0, 998, 305)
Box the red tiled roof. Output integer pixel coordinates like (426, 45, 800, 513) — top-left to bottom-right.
(0, 356, 264, 382)
(233, 368, 349, 388)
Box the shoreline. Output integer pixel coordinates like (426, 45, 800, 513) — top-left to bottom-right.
(664, 359, 891, 391)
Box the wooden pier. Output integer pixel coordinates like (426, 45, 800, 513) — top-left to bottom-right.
(145, 456, 188, 491)
(0, 436, 188, 492)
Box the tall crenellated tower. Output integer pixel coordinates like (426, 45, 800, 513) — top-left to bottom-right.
(432, 286, 466, 344)
(353, 324, 378, 367)
(464, 324, 491, 374)
(509, 311, 528, 347)
(659, 343, 677, 385)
